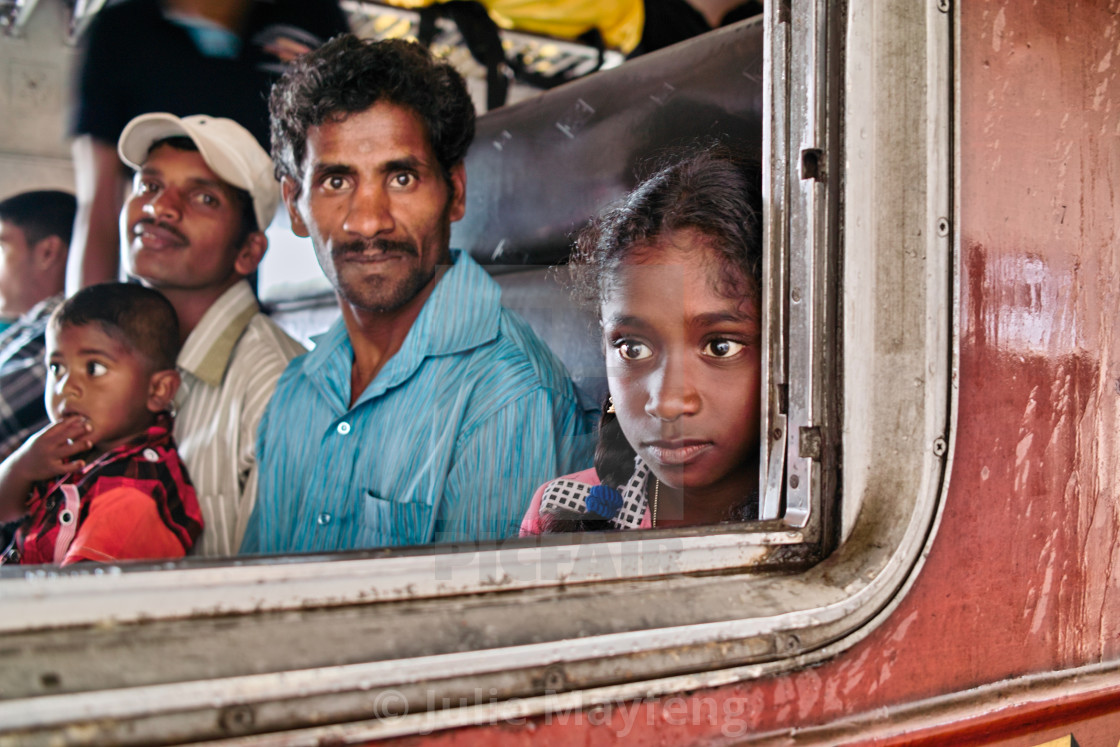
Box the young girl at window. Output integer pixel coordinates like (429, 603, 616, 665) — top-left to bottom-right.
(521, 146, 763, 534)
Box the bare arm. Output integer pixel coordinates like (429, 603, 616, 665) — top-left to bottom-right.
(68, 136, 128, 295)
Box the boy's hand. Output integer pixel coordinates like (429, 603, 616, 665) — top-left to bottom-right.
(0, 417, 92, 523)
(11, 417, 94, 483)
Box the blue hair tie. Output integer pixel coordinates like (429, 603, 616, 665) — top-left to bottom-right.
(585, 484, 623, 519)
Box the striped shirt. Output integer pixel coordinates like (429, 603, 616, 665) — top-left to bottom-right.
(240, 251, 595, 554)
(0, 295, 62, 462)
(174, 280, 305, 557)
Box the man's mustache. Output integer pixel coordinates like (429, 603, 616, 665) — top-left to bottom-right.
(333, 238, 418, 258)
(133, 218, 188, 245)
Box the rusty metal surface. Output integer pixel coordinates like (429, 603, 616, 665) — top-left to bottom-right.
(369, 1, 1120, 744)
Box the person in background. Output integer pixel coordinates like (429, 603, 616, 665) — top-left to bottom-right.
(0, 190, 76, 464)
(241, 36, 592, 554)
(67, 0, 349, 293)
(522, 147, 763, 534)
(117, 113, 305, 556)
(0, 283, 203, 566)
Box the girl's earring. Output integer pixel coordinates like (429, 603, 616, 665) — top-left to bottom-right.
(606, 397, 616, 414)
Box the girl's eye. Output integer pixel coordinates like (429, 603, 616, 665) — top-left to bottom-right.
(86, 361, 108, 377)
(702, 339, 745, 358)
(616, 340, 652, 361)
(48, 362, 64, 377)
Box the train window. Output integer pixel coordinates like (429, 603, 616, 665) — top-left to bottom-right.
(0, 1, 954, 742)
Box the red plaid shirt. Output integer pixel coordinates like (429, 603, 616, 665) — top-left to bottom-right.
(6, 413, 203, 565)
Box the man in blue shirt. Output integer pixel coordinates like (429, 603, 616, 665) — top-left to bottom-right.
(240, 35, 593, 553)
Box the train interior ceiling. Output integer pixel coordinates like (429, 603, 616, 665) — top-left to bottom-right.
(0, 0, 764, 411)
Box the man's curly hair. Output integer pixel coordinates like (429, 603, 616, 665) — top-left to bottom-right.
(269, 35, 476, 191)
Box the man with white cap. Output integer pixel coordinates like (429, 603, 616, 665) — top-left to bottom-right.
(117, 112, 305, 556)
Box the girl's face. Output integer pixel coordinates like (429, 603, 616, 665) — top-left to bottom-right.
(601, 229, 761, 519)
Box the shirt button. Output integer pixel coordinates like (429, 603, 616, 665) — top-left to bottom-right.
(336, 422, 351, 435)
(317, 512, 332, 526)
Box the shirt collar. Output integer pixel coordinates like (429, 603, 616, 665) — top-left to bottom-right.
(177, 280, 259, 388)
(409, 249, 501, 358)
(303, 250, 502, 401)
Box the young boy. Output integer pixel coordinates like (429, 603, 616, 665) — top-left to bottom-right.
(0, 283, 202, 565)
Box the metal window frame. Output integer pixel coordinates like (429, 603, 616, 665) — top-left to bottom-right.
(0, 1, 954, 743)
(759, 0, 843, 542)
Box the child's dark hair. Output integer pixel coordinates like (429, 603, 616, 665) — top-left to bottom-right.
(51, 283, 180, 371)
(543, 146, 763, 533)
(568, 143, 763, 313)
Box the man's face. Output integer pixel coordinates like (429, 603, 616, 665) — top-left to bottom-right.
(122, 144, 250, 295)
(283, 101, 466, 314)
(0, 220, 37, 317)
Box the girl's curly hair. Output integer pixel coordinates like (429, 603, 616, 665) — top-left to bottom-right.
(568, 144, 763, 314)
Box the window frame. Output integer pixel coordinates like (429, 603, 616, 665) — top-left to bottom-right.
(0, 0, 955, 742)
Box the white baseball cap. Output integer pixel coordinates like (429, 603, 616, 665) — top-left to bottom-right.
(118, 113, 279, 232)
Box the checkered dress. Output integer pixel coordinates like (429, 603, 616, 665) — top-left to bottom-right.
(538, 457, 652, 529)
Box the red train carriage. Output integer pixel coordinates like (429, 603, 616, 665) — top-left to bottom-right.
(0, 0, 1117, 745)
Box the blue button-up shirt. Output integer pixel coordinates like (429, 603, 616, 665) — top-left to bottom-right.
(240, 251, 594, 554)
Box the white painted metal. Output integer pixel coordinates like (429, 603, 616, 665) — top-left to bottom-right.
(0, 531, 800, 632)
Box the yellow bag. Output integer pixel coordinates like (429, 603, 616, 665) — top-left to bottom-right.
(381, 0, 643, 53)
